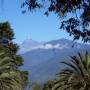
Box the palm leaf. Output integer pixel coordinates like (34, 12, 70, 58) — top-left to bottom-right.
(53, 51, 90, 90)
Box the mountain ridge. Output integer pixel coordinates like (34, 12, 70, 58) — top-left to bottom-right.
(19, 38, 81, 54)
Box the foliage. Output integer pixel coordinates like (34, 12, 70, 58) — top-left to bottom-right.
(53, 51, 90, 90)
(32, 82, 42, 90)
(22, 0, 90, 42)
(0, 51, 22, 90)
(0, 22, 28, 90)
(42, 80, 54, 90)
(31, 81, 54, 90)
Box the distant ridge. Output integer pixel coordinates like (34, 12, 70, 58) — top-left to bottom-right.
(19, 38, 79, 54)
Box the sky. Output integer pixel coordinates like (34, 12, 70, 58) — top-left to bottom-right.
(0, 0, 72, 43)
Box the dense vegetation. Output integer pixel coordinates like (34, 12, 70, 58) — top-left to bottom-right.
(0, 22, 28, 90)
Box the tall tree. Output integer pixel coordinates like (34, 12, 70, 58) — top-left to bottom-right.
(0, 22, 28, 90)
(22, 0, 90, 43)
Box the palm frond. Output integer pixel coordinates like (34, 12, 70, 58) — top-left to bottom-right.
(53, 51, 90, 90)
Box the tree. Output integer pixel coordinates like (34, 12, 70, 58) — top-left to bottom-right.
(22, 0, 90, 43)
(43, 80, 54, 90)
(53, 52, 90, 90)
(31, 81, 54, 90)
(0, 51, 23, 90)
(32, 82, 42, 90)
(0, 22, 28, 89)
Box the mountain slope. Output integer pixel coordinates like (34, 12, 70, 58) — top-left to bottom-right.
(20, 38, 90, 84)
(18, 39, 42, 54)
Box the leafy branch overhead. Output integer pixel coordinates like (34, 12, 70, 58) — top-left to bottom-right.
(22, 0, 90, 42)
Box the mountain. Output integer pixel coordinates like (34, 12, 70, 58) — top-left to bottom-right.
(19, 38, 78, 54)
(18, 39, 42, 54)
(20, 38, 90, 84)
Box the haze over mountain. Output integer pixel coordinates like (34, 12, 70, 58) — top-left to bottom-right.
(19, 38, 90, 84)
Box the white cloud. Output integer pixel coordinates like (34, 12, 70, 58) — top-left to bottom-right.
(19, 42, 70, 54)
(32, 44, 69, 50)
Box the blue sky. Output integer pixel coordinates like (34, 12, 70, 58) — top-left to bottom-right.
(0, 0, 72, 43)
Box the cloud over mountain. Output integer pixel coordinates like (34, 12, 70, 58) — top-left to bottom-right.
(19, 38, 78, 54)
